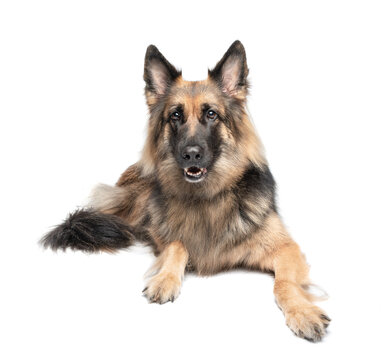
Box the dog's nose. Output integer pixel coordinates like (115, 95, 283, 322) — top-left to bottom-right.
(182, 146, 203, 162)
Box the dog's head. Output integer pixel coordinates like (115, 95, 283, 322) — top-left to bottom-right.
(140, 41, 265, 197)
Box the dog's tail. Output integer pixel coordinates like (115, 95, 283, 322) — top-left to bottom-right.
(40, 209, 135, 252)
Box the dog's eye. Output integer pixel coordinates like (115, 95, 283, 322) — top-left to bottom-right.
(170, 111, 182, 122)
(206, 110, 218, 121)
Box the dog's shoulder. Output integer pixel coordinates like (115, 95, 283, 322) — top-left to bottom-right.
(235, 163, 276, 200)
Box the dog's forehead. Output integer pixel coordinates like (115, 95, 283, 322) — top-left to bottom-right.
(167, 78, 222, 110)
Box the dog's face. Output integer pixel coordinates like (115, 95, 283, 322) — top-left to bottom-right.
(141, 41, 263, 196)
(162, 79, 227, 183)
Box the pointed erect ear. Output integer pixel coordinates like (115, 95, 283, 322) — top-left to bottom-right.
(144, 45, 181, 98)
(209, 40, 249, 98)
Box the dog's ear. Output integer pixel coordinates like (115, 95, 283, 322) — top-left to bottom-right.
(144, 45, 181, 100)
(209, 40, 249, 98)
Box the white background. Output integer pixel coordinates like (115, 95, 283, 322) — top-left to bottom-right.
(1, 0, 380, 359)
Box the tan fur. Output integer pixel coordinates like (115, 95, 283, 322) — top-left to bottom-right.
(139, 130, 159, 177)
(238, 111, 267, 169)
(143, 241, 188, 304)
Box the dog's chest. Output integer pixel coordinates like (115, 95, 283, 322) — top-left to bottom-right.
(151, 193, 256, 270)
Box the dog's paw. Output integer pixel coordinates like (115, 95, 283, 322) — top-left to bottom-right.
(142, 272, 182, 304)
(285, 305, 331, 342)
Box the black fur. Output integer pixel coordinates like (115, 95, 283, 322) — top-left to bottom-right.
(40, 209, 135, 252)
(234, 163, 277, 231)
(236, 163, 277, 212)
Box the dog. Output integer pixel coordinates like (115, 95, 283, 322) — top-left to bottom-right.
(41, 41, 330, 341)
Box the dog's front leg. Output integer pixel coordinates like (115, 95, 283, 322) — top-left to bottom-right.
(143, 241, 188, 304)
(225, 213, 331, 341)
(270, 242, 330, 341)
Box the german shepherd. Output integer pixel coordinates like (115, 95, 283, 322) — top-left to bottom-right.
(41, 41, 330, 341)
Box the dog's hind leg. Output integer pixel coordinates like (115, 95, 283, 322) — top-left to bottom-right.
(143, 241, 189, 304)
(88, 184, 130, 215)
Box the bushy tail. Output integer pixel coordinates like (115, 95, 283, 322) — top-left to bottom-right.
(40, 209, 135, 252)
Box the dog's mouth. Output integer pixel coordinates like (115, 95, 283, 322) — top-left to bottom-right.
(184, 167, 207, 183)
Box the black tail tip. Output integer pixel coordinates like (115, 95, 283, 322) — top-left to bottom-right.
(40, 209, 134, 253)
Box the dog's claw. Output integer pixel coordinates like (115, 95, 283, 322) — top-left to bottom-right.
(320, 314, 331, 322)
(286, 306, 330, 342)
(143, 272, 181, 304)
